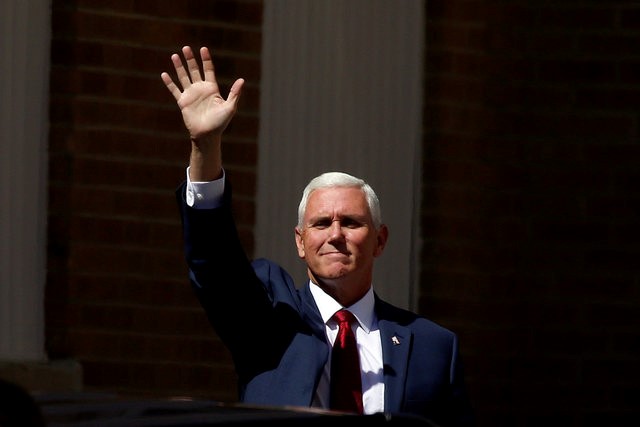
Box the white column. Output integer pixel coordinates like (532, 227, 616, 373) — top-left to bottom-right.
(0, 0, 51, 361)
(257, 0, 424, 309)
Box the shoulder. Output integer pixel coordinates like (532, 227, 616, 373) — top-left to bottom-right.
(251, 258, 296, 286)
(251, 258, 301, 301)
(375, 296, 457, 341)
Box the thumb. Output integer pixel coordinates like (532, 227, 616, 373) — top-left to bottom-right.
(227, 78, 245, 106)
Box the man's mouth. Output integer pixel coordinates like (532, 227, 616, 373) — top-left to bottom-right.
(321, 251, 350, 258)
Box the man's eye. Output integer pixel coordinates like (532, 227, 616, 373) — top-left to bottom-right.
(342, 219, 361, 228)
(313, 220, 331, 228)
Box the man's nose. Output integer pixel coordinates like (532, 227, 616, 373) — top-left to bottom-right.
(327, 221, 345, 240)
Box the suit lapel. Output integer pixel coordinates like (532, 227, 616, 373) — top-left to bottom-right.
(377, 308, 412, 413)
(300, 282, 327, 340)
(298, 284, 330, 403)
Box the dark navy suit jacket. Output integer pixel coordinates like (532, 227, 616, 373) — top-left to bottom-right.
(176, 182, 474, 426)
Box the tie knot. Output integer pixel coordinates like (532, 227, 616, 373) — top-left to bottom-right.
(333, 309, 356, 326)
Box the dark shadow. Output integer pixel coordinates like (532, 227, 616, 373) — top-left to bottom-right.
(0, 379, 46, 427)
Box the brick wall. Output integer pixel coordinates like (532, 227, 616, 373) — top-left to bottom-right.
(45, 0, 638, 425)
(46, 0, 262, 400)
(422, 1, 639, 425)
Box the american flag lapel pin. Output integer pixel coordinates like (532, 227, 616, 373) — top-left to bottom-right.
(391, 336, 400, 345)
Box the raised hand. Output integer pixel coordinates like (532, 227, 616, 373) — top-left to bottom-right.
(161, 46, 244, 181)
(161, 45, 244, 143)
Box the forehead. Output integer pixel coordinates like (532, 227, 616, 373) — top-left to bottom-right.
(305, 187, 370, 216)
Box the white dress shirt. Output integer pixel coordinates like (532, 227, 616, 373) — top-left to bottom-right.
(185, 168, 386, 414)
(309, 282, 385, 414)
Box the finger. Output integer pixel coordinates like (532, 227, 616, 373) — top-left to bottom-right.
(172, 51, 191, 89)
(201, 47, 216, 83)
(160, 72, 182, 101)
(183, 45, 203, 83)
(227, 78, 245, 106)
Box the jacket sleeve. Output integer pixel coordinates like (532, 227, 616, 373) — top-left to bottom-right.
(175, 181, 276, 377)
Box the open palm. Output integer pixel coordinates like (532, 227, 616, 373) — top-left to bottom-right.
(161, 46, 244, 141)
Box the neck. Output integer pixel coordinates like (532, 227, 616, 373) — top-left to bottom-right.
(310, 273, 370, 307)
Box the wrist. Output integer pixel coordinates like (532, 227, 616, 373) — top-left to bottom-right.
(189, 136, 222, 181)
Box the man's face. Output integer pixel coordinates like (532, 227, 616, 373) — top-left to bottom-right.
(295, 187, 388, 295)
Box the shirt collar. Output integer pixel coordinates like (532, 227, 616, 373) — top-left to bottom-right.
(309, 280, 376, 333)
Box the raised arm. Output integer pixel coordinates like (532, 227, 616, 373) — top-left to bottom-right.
(161, 46, 244, 181)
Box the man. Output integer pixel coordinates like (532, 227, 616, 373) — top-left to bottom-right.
(162, 46, 474, 426)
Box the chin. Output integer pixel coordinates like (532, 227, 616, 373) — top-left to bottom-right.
(318, 267, 352, 280)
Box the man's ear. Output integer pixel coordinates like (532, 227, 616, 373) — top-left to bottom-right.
(295, 227, 306, 259)
(374, 224, 389, 258)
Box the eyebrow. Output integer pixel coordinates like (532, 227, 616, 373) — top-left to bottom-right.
(307, 213, 370, 224)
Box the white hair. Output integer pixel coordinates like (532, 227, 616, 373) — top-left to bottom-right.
(297, 172, 382, 229)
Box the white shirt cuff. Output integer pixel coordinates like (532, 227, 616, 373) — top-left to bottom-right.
(185, 167, 225, 209)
